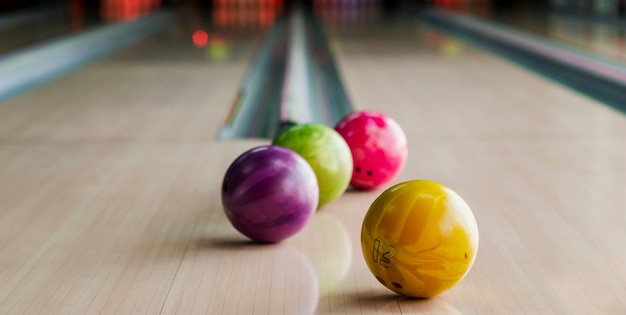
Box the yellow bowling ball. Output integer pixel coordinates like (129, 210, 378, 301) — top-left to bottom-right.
(361, 180, 479, 298)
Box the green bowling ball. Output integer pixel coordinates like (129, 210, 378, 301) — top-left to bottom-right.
(273, 123, 353, 208)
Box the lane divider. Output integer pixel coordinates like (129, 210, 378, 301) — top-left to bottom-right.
(281, 8, 354, 128)
(218, 7, 354, 140)
(0, 11, 176, 103)
(419, 8, 626, 112)
(217, 16, 289, 140)
(305, 11, 353, 127)
(280, 8, 314, 125)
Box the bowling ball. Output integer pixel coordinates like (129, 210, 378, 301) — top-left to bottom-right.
(221, 145, 318, 243)
(361, 180, 479, 298)
(335, 110, 408, 190)
(272, 123, 352, 208)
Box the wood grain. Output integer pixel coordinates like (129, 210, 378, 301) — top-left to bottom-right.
(1, 13, 625, 315)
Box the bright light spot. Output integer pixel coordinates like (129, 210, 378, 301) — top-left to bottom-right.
(192, 30, 209, 48)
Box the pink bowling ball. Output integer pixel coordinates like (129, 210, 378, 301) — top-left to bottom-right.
(335, 111, 408, 190)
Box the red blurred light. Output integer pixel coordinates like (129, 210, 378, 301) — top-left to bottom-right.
(193, 30, 209, 48)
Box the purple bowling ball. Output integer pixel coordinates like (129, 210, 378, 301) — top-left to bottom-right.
(221, 145, 319, 243)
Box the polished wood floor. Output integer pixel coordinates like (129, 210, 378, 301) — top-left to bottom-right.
(1, 9, 626, 315)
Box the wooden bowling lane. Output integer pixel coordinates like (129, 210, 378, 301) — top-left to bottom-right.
(0, 6, 269, 314)
(325, 14, 626, 314)
(1, 4, 626, 315)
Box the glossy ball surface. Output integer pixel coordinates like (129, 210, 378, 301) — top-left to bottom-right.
(272, 123, 352, 208)
(221, 145, 318, 243)
(335, 111, 408, 190)
(361, 180, 479, 298)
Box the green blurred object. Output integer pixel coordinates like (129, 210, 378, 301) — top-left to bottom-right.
(205, 38, 230, 62)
